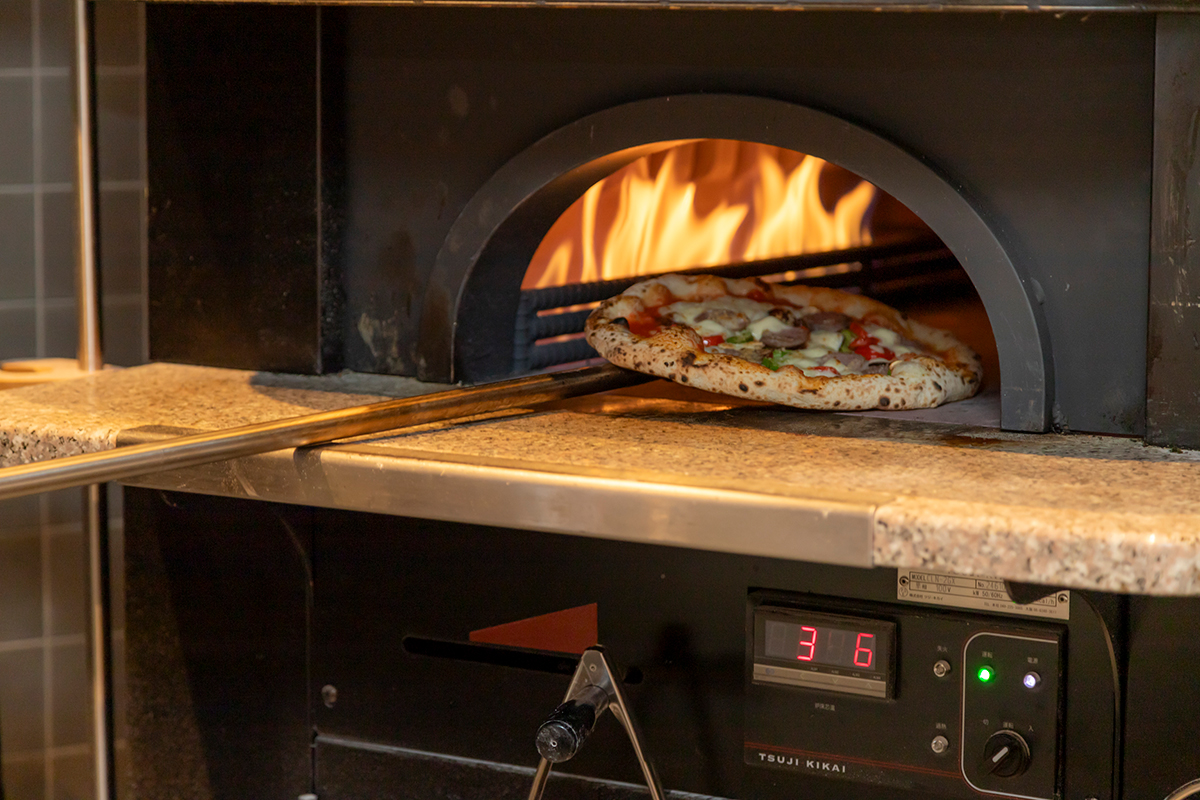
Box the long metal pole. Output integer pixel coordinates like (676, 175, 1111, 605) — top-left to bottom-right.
(0, 364, 649, 502)
(71, 0, 112, 797)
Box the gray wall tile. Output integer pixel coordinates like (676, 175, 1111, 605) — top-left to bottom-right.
(101, 297, 143, 366)
(0, 306, 36, 359)
(0, 0, 32, 69)
(51, 642, 90, 747)
(0, 534, 43, 641)
(38, 74, 74, 185)
(0, 77, 33, 184)
(42, 301, 78, 359)
(0, 495, 41, 532)
(42, 188, 76, 299)
(0, 192, 35, 299)
(52, 751, 94, 800)
(46, 489, 81, 526)
(1, 757, 46, 800)
(96, 75, 140, 182)
(0, 648, 45, 751)
(39, 0, 73, 70)
(1, 2, 145, 794)
(100, 188, 140, 295)
(48, 530, 84, 637)
(95, 1, 141, 69)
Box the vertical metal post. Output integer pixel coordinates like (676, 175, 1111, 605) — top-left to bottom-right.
(72, 0, 113, 798)
(73, 0, 101, 373)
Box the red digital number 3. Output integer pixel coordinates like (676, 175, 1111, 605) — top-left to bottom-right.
(853, 633, 875, 668)
(797, 626, 818, 661)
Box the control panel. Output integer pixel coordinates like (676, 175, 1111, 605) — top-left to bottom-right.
(745, 592, 1064, 799)
(961, 632, 1060, 798)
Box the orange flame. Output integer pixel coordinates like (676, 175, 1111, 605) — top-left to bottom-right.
(523, 139, 877, 289)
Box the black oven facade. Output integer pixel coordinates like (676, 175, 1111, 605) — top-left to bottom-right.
(124, 488, 1200, 800)
(147, 5, 1196, 440)
(130, 5, 1200, 800)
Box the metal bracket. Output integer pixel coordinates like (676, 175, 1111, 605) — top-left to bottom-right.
(527, 646, 665, 800)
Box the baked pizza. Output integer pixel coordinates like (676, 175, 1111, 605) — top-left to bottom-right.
(584, 273, 982, 410)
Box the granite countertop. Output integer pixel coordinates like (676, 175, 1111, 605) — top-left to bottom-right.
(2, 362, 1199, 595)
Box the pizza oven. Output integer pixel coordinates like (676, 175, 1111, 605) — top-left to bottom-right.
(148, 5, 1199, 444)
(115, 4, 1200, 800)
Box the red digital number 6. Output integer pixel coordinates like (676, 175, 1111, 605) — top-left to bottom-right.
(853, 633, 874, 668)
(797, 626, 818, 662)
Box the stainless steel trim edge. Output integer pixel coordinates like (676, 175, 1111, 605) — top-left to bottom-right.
(121, 445, 878, 567)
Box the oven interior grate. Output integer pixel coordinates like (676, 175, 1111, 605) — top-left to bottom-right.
(512, 236, 962, 373)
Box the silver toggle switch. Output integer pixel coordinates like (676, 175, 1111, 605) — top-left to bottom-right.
(933, 659, 952, 678)
(931, 735, 949, 754)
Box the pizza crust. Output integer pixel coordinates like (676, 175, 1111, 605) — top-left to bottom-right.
(584, 274, 982, 411)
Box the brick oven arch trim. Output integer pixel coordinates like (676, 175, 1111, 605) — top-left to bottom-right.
(420, 94, 1051, 432)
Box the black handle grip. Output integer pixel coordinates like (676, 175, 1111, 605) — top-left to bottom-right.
(535, 685, 610, 763)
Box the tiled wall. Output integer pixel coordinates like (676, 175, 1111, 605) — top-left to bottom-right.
(0, 0, 146, 797)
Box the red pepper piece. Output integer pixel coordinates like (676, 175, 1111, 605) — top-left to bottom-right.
(702, 334, 726, 348)
(853, 344, 896, 361)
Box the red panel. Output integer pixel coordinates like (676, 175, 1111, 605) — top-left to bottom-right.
(469, 603, 598, 654)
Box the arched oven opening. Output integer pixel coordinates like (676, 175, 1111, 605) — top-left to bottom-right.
(418, 95, 1050, 432)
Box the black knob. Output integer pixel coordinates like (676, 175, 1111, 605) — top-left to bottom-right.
(535, 693, 603, 763)
(981, 730, 1031, 778)
(537, 718, 587, 762)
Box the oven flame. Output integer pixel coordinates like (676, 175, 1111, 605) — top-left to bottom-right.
(523, 139, 877, 289)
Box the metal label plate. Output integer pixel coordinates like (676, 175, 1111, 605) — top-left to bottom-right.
(896, 568, 1069, 620)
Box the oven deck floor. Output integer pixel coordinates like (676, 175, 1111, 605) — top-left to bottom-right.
(1, 362, 1198, 595)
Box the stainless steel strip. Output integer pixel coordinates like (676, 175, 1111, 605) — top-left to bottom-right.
(752, 663, 886, 697)
(120, 444, 877, 566)
(0, 364, 650, 501)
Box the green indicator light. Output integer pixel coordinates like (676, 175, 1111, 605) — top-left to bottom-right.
(977, 666, 995, 683)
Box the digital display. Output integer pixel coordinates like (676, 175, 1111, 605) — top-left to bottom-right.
(753, 608, 896, 698)
(763, 619, 883, 672)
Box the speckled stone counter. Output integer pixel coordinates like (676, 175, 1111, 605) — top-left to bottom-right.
(2, 362, 1199, 595)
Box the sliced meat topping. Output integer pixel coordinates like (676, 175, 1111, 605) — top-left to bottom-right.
(823, 351, 866, 371)
(767, 307, 801, 326)
(863, 361, 890, 375)
(761, 326, 810, 349)
(695, 308, 750, 332)
(802, 311, 851, 332)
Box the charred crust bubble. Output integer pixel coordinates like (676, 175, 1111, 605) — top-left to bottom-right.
(679, 375, 689, 383)
(667, 373, 676, 381)
(738, 383, 749, 392)
(754, 380, 765, 387)
(833, 401, 841, 407)
(933, 381, 943, 391)
(611, 317, 629, 328)
(681, 353, 697, 368)
(879, 395, 890, 407)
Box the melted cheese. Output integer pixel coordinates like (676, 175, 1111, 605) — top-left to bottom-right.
(809, 330, 844, 351)
(746, 315, 790, 339)
(867, 325, 900, 346)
